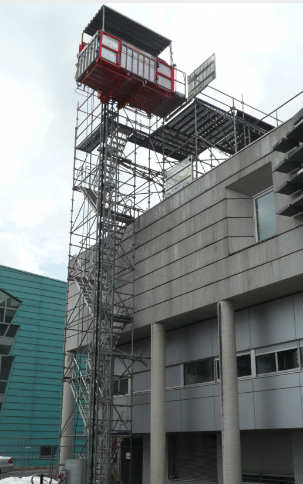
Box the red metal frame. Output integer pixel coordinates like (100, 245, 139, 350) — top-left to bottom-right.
(77, 31, 184, 117)
(99, 31, 122, 67)
(156, 59, 174, 92)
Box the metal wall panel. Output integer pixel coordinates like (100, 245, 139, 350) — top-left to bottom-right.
(0, 265, 66, 465)
(239, 392, 256, 430)
(133, 371, 151, 392)
(166, 401, 181, 432)
(166, 365, 180, 388)
(132, 404, 150, 433)
(249, 296, 296, 348)
(254, 387, 303, 429)
(166, 329, 182, 366)
(293, 293, 303, 339)
(180, 320, 213, 362)
(181, 397, 215, 432)
(235, 309, 250, 351)
(253, 372, 300, 392)
(241, 431, 293, 474)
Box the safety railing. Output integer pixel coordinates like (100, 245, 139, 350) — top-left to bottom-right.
(0, 436, 85, 476)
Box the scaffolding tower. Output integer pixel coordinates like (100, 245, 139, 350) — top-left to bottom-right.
(60, 8, 280, 484)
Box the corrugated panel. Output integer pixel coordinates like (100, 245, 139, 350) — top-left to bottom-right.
(0, 265, 66, 465)
(173, 433, 217, 482)
(83, 5, 171, 57)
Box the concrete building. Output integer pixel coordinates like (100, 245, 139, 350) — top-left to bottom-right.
(0, 265, 66, 467)
(109, 106, 303, 484)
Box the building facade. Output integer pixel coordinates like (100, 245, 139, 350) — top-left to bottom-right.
(112, 107, 303, 484)
(0, 265, 66, 467)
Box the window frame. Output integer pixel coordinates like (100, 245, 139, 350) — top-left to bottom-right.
(183, 357, 215, 387)
(113, 377, 130, 397)
(253, 187, 277, 242)
(256, 345, 299, 376)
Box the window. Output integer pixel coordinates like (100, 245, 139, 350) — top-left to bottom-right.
(113, 378, 129, 396)
(184, 358, 214, 386)
(256, 352, 276, 375)
(254, 189, 277, 241)
(215, 353, 252, 380)
(277, 348, 299, 371)
(0, 290, 20, 338)
(256, 348, 299, 375)
(237, 354, 252, 377)
(40, 446, 57, 458)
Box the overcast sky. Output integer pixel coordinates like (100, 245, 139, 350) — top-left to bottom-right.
(1, 3, 303, 282)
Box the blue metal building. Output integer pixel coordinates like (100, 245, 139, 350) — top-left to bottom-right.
(0, 265, 66, 467)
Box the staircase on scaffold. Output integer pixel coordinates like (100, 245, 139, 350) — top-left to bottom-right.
(64, 92, 139, 484)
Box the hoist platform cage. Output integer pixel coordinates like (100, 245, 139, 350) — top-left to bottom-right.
(76, 5, 186, 118)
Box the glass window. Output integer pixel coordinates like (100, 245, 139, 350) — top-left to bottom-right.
(5, 309, 16, 324)
(0, 356, 14, 380)
(277, 348, 299, 371)
(40, 446, 57, 458)
(255, 190, 277, 241)
(184, 358, 214, 385)
(0, 292, 6, 306)
(0, 345, 11, 356)
(0, 309, 4, 322)
(0, 324, 8, 336)
(256, 353, 276, 375)
(6, 298, 20, 309)
(6, 325, 19, 338)
(0, 381, 7, 394)
(113, 378, 129, 396)
(237, 354, 252, 377)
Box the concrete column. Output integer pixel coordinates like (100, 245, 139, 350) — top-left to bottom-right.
(59, 353, 74, 473)
(150, 323, 166, 484)
(218, 300, 242, 484)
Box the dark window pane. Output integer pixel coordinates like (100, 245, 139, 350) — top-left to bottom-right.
(0, 292, 6, 307)
(6, 325, 19, 338)
(0, 309, 4, 322)
(0, 345, 11, 356)
(256, 353, 276, 375)
(113, 380, 119, 395)
(237, 354, 252, 377)
(6, 298, 20, 309)
(0, 324, 8, 336)
(0, 356, 14, 380)
(216, 360, 220, 380)
(184, 358, 214, 385)
(277, 348, 299, 371)
(0, 381, 7, 393)
(5, 309, 16, 324)
(40, 446, 57, 458)
(255, 191, 277, 241)
(120, 378, 128, 395)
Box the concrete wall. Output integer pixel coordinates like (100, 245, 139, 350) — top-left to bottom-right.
(115, 115, 303, 339)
